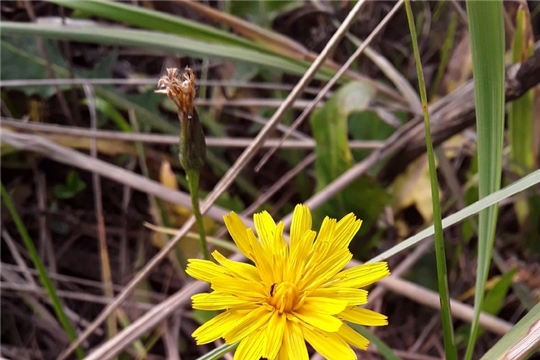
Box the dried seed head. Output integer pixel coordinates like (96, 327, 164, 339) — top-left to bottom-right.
(156, 66, 196, 116)
(156, 66, 206, 171)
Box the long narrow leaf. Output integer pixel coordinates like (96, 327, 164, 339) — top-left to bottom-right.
(0, 22, 320, 79)
(195, 343, 238, 360)
(48, 0, 266, 52)
(369, 169, 540, 263)
(465, 1, 505, 358)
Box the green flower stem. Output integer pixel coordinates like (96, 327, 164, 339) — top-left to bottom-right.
(404, 1, 458, 359)
(179, 108, 210, 260)
(186, 168, 210, 260)
(179, 108, 206, 173)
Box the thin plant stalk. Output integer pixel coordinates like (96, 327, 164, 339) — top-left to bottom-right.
(156, 67, 210, 260)
(184, 156, 210, 261)
(404, 1, 458, 359)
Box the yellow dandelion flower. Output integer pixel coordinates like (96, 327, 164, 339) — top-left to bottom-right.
(186, 204, 390, 360)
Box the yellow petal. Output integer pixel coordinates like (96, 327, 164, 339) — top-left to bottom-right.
(223, 306, 274, 344)
(293, 307, 343, 332)
(331, 262, 390, 288)
(310, 288, 368, 306)
(290, 204, 312, 245)
(186, 258, 229, 283)
(234, 328, 265, 360)
(223, 212, 254, 261)
(313, 217, 336, 253)
(254, 210, 277, 251)
(282, 320, 308, 360)
(339, 306, 388, 326)
(338, 323, 370, 350)
(261, 312, 286, 359)
(247, 228, 275, 285)
(334, 214, 362, 249)
(271, 221, 287, 256)
(300, 297, 348, 315)
(191, 293, 252, 310)
(302, 326, 356, 360)
(211, 277, 266, 300)
(287, 230, 316, 283)
(302, 249, 352, 290)
(212, 251, 261, 282)
(192, 310, 233, 344)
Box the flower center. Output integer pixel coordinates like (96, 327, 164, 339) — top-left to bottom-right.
(268, 281, 299, 313)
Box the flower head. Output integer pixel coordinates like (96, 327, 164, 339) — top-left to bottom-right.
(186, 204, 390, 360)
(156, 66, 196, 116)
(156, 66, 206, 172)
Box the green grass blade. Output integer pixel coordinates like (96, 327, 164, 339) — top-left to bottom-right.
(48, 0, 265, 52)
(0, 22, 321, 79)
(465, 1, 505, 358)
(1, 183, 85, 359)
(369, 169, 540, 263)
(404, 1, 457, 358)
(195, 343, 238, 360)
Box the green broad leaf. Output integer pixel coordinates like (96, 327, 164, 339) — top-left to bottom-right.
(78, 50, 118, 79)
(456, 268, 518, 348)
(1, 37, 67, 98)
(349, 110, 395, 165)
(483, 268, 517, 316)
(54, 170, 87, 199)
(1, 34, 177, 134)
(310, 81, 390, 233)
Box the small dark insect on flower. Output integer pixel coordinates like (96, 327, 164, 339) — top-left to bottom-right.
(269, 283, 277, 296)
(156, 66, 196, 117)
